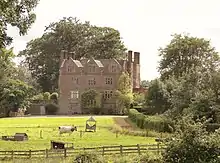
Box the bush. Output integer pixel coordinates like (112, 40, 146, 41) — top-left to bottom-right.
(74, 152, 103, 163)
(43, 92, 50, 101)
(50, 92, 58, 103)
(134, 152, 164, 163)
(163, 120, 220, 163)
(45, 103, 59, 115)
(128, 109, 174, 133)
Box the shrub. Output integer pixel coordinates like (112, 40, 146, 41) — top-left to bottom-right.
(163, 120, 220, 163)
(50, 92, 58, 103)
(45, 103, 59, 115)
(134, 152, 164, 163)
(74, 152, 103, 163)
(128, 109, 174, 133)
(43, 92, 50, 101)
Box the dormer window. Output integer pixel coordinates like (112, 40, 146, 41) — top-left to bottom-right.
(67, 66, 74, 72)
(111, 65, 117, 72)
(88, 65, 96, 73)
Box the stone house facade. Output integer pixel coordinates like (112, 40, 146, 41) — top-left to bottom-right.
(58, 50, 140, 114)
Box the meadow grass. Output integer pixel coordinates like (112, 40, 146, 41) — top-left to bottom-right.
(0, 116, 156, 151)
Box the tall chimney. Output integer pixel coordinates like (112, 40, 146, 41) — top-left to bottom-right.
(60, 50, 67, 66)
(133, 52, 140, 88)
(69, 52, 75, 59)
(134, 52, 140, 64)
(128, 50, 133, 63)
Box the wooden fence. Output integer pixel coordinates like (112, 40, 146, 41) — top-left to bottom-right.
(0, 144, 166, 159)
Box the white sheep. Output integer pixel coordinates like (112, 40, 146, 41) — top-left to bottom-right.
(58, 126, 77, 135)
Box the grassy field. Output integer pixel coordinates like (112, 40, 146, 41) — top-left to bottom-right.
(0, 116, 156, 151)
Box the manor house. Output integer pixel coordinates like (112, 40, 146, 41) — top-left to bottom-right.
(58, 50, 141, 114)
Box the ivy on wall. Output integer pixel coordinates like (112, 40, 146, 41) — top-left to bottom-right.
(81, 89, 101, 112)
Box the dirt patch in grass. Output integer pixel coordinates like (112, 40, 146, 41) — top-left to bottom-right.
(113, 117, 133, 129)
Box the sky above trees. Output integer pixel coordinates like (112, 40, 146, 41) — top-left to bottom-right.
(6, 0, 220, 80)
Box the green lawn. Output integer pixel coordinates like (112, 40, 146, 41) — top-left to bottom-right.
(0, 117, 155, 150)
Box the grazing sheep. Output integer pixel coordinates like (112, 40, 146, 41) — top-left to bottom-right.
(58, 126, 77, 135)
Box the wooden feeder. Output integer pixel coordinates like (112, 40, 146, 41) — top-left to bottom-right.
(85, 116, 96, 132)
(50, 140, 74, 150)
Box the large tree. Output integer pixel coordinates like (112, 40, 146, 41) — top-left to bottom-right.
(158, 34, 220, 80)
(19, 17, 127, 92)
(144, 79, 171, 115)
(0, 0, 39, 48)
(115, 72, 133, 114)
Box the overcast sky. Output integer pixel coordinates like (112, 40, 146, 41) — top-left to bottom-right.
(7, 0, 220, 81)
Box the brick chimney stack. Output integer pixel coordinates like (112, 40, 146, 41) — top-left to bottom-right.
(60, 50, 68, 66)
(127, 50, 133, 89)
(128, 50, 133, 63)
(133, 52, 140, 88)
(134, 52, 140, 64)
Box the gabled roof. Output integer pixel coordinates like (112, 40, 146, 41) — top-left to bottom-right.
(70, 58, 83, 67)
(60, 59, 66, 68)
(87, 58, 104, 68)
(94, 60, 104, 67)
(87, 116, 96, 122)
(60, 58, 84, 68)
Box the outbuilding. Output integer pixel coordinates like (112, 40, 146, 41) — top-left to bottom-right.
(14, 133, 28, 141)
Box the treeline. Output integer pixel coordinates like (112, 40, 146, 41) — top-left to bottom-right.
(129, 34, 220, 163)
(142, 34, 220, 124)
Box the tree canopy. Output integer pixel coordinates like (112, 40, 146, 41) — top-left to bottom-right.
(19, 17, 127, 92)
(0, 0, 39, 48)
(158, 34, 219, 80)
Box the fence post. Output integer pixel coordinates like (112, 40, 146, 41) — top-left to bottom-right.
(102, 146, 105, 156)
(137, 144, 141, 155)
(80, 130, 83, 138)
(64, 148, 67, 158)
(11, 151, 14, 159)
(120, 145, 123, 155)
(29, 150, 31, 158)
(157, 143, 160, 155)
(45, 149, 48, 158)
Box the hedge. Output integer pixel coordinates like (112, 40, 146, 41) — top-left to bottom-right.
(128, 109, 174, 133)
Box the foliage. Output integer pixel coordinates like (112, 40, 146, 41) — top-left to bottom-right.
(140, 80, 150, 88)
(45, 103, 59, 115)
(0, 0, 39, 48)
(11, 64, 40, 92)
(133, 93, 145, 106)
(158, 33, 219, 80)
(144, 79, 171, 115)
(31, 93, 44, 101)
(0, 79, 34, 114)
(81, 89, 101, 113)
(74, 152, 102, 163)
(19, 17, 126, 92)
(0, 48, 15, 81)
(163, 119, 220, 163)
(43, 92, 50, 101)
(134, 152, 163, 163)
(50, 92, 58, 104)
(128, 109, 174, 133)
(116, 72, 133, 114)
